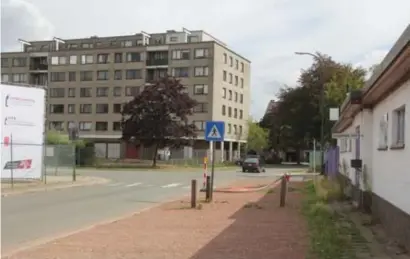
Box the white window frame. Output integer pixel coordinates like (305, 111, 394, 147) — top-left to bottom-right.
(392, 106, 405, 146)
(122, 40, 133, 47)
(1, 74, 9, 82)
(58, 56, 67, 65)
(222, 88, 227, 98)
(194, 48, 209, 58)
(81, 55, 93, 64)
(69, 55, 77, 65)
(79, 121, 92, 131)
(51, 56, 59, 65)
(172, 49, 190, 60)
(193, 84, 208, 95)
(378, 113, 389, 149)
(194, 66, 209, 77)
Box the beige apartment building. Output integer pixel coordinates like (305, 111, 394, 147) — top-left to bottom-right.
(0, 28, 251, 161)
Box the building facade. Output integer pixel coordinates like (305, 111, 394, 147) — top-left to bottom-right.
(333, 24, 410, 250)
(0, 29, 251, 160)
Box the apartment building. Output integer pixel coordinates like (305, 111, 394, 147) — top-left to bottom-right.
(0, 28, 251, 160)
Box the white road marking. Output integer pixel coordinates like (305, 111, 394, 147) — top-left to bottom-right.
(106, 182, 123, 187)
(126, 182, 142, 187)
(161, 183, 182, 188)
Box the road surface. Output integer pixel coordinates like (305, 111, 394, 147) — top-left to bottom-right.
(1, 167, 296, 253)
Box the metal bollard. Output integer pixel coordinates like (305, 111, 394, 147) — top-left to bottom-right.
(191, 179, 197, 208)
(205, 176, 211, 202)
(279, 174, 288, 207)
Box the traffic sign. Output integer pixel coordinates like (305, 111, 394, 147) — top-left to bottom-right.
(205, 121, 225, 142)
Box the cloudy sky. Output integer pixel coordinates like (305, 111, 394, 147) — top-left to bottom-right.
(1, 0, 409, 119)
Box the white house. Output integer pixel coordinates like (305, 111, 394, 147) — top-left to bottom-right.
(333, 24, 410, 250)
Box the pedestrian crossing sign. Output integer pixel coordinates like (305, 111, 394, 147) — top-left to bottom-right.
(205, 121, 225, 142)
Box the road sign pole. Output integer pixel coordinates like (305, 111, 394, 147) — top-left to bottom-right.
(210, 141, 216, 201)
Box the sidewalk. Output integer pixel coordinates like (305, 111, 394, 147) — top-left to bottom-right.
(5, 179, 308, 259)
(1, 176, 109, 196)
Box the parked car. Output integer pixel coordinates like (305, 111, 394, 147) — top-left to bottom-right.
(242, 157, 266, 173)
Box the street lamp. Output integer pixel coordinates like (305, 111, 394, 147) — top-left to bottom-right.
(295, 51, 325, 175)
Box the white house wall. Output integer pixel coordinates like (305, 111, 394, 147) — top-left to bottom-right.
(371, 79, 410, 214)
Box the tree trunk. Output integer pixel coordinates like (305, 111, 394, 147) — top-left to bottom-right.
(152, 143, 159, 168)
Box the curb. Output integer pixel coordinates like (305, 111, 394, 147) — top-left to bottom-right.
(214, 178, 283, 193)
(1, 177, 110, 197)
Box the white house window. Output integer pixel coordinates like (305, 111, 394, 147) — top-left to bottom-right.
(392, 106, 405, 147)
(194, 48, 209, 58)
(172, 49, 190, 60)
(79, 121, 92, 131)
(69, 55, 77, 65)
(51, 56, 59, 65)
(193, 84, 208, 95)
(81, 55, 94, 64)
(194, 66, 208, 77)
(378, 113, 389, 149)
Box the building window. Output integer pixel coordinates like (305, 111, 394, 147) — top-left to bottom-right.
(49, 121, 64, 131)
(193, 103, 208, 113)
(114, 70, 122, 80)
(229, 73, 233, 84)
(49, 104, 64, 114)
(96, 104, 109, 114)
(171, 67, 189, 77)
(378, 113, 388, 149)
(82, 43, 93, 48)
(194, 48, 209, 58)
(239, 110, 243, 119)
(49, 88, 65, 98)
(126, 69, 142, 80)
(113, 104, 122, 113)
(68, 72, 76, 81)
(113, 87, 122, 97)
(12, 73, 27, 83)
(223, 70, 227, 81)
(51, 56, 66, 65)
(125, 86, 140, 96)
(223, 53, 227, 64)
(193, 84, 208, 95)
(234, 108, 238, 118)
(240, 78, 244, 88)
(240, 94, 243, 104)
(113, 122, 122, 131)
(241, 62, 244, 72)
(97, 54, 109, 64)
(68, 88, 76, 98)
(69, 55, 77, 65)
(222, 105, 226, 115)
(114, 53, 123, 63)
(1, 58, 9, 67)
(172, 49, 190, 60)
(126, 52, 141, 62)
(222, 88, 226, 98)
(80, 87, 92, 97)
(79, 122, 92, 131)
(95, 122, 108, 131)
(68, 104, 76, 114)
(68, 44, 78, 49)
(194, 66, 208, 77)
(81, 55, 93, 64)
(50, 72, 66, 82)
(193, 121, 205, 131)
(228, 90, 232, 100)
(239, 125, 243, 135)
(229, 56, 233, 67)
(122, 40, 133, 47)
(12, 58, 27, 67)
(80, 104, 92, 113)
(392, 106, 405, 147)
(235, 59, 239, 70)
(228, 107, 232, 117)
(233, 125, 237, 134)
(1, 74, 9, 82)
(80, 71, 93, 81)
(228, 123, 231, 133)
(97, 70, 109, 80)
(234, 76, 238, 86)
(96, 87, 109, 97)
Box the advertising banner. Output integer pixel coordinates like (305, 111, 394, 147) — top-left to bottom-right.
(0, 84, 45, 179)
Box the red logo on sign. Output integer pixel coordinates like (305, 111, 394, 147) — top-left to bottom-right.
(3, 136, 10, 147)
(18, 159, 32, 169)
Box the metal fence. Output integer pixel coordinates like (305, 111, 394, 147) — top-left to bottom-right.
(44, 144, 76, 176)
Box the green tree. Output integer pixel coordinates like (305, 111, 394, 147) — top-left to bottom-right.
(121, 76, 198, 167)
(246, 120, 269, 152)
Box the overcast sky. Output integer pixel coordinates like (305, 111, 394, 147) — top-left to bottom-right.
(1, 0, 409, 119)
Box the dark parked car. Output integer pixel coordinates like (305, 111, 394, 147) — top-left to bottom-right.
(242, 157, 265, 173)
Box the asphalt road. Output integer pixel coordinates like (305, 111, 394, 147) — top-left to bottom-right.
(1, 167, 298, 254)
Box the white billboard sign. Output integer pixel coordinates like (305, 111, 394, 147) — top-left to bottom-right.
(0, 84, 45, 179)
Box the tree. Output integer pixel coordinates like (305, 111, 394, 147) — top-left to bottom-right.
(121, 76, 198, 167)
(246, 120, 269, 152)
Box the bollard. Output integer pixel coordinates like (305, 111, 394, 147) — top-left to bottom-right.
(191, 179, 197, 208)
(205, 176, 211, 202)
(279, 174, 288, 207)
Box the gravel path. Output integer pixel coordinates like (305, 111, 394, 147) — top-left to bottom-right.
(5, 181, 308, 259)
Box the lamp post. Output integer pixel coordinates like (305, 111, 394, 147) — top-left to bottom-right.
(294, 51, 325, 175)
